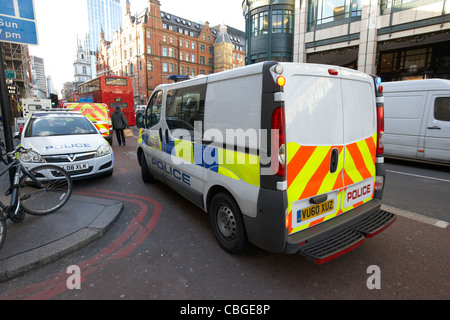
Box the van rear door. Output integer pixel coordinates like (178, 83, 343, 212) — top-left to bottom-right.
(282, 64, 377, 236)
(424, 93, 450, 162)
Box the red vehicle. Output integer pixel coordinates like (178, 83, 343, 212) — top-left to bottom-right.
(78, 76, 135, 126)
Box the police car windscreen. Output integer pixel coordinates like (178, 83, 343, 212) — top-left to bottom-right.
(25, 116, 98, 137)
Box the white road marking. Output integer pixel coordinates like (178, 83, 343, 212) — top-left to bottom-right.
(382, 204, 449, 229)
(386, 170, 450, 183)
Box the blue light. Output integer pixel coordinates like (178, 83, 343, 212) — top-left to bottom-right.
(376, 77, 382, 85)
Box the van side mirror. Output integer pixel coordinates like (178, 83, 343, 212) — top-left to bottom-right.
(136, 113, 144, 128)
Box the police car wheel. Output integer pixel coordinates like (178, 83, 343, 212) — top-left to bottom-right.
(209, 192, 249, 254)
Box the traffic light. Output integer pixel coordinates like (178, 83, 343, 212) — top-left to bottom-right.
(49, 93, 58, 108)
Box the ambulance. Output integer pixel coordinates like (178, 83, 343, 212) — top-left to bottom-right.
(66, 103, 113, 144)
(136, 61, 396, 263)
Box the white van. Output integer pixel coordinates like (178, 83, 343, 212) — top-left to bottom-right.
(382, 79, 450, 164)
(22, 98, 52, 118)
(136, 61, 395, 263)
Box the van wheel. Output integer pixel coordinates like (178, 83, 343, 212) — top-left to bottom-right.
(209, 192, 248, 254)
(140, 153, 153, 183)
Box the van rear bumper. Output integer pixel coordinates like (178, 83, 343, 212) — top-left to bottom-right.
(286, 199, 396, 262)
(245, 189, 395, 261)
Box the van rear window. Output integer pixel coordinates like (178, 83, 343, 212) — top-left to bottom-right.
(434, 97, 450, 122)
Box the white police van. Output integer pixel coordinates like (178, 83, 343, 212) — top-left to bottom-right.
(19, 111, 114, 179)
(136, 61, 396, 263)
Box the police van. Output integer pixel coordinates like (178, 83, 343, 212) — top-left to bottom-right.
(136, 61, 396, 263)
(66, 103, 113, 145)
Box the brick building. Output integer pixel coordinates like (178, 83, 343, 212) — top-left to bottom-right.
(97, 0, 245, 105)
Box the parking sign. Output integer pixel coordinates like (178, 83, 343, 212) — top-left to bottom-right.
(0, 0, 38, 45)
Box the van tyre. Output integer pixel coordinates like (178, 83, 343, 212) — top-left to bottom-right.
(209, 192, 249, 254)
(140, 153, 153, 183)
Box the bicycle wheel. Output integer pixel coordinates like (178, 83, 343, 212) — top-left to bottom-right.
(20, 164, 73, 216)
(0, 218, 6, 250)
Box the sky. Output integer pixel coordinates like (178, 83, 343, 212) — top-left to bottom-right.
(29, 0, 246, 95)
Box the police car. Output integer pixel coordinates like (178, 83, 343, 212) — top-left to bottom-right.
(19, 110, 113, 179)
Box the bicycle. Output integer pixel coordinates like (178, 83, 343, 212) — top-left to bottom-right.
(0, 139, 73, 250)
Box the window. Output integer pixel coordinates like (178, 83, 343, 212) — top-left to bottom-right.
(162, 62, 168, 73)
(26, 116, 97, 137)
(147, 60, 153, 71)
(272, 10, 294, 33)
(435, 97, 450, 122)
(105, 77, 128, 86)
(259, 11, 269, 35)
(165, 84, 206, 135)
(162, 47, 168, 57)
(145, 91, 163, 128)
(308, 0, 362, 29)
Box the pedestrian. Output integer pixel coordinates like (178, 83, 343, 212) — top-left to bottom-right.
(111, 106, 128, 146)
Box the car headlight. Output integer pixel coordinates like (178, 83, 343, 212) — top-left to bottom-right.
(20, 150, 46, 163)
(96, 143, 112, 158)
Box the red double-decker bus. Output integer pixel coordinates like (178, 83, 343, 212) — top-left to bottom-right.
(78, 76, 135, 126)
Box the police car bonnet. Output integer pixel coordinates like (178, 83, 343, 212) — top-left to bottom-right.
(22, 135, 103, 155)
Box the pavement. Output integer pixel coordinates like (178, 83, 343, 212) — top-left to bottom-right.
(0, 192, 123, 282)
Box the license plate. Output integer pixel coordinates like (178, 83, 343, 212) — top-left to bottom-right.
(297, 199, 335, 223)
(65, 163, 88, 171)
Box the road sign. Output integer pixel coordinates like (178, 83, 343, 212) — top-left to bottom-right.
(0, 0, 38, 45)
(5, 70, 16, 79)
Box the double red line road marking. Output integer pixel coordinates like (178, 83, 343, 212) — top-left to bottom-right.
(1, 189, 161, 300)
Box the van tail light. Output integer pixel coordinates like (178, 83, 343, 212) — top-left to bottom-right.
(376, 104, 384, 155)
(272, 107, 286, 177)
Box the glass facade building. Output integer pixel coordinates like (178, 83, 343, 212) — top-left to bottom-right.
(86, 0, 123, 53)
(243, 0, 296, 64)
(293, 0, 450, 80)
